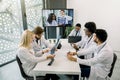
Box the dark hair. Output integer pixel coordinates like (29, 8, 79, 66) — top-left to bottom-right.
(60, 10, 65, 12)
(76, 23, 81, 28)
(47, 13, 56, 24)
(33, 26, 44, 35)
(95, 29, 108, 42)
(84, 22, 96, 33)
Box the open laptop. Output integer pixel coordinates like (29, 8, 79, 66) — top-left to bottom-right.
(49, 36, 61, 54)
(68, 36, 82, 43)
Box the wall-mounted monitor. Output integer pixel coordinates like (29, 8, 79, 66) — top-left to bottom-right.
(42, 9, 74, 27)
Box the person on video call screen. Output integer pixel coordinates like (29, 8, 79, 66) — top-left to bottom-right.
(46, 13, 58, 26)
(58, 10, 72, 26)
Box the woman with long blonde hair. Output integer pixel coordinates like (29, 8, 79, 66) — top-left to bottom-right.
(17, 30, 57, 79)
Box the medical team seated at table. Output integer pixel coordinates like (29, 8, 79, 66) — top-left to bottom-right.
(17, 22, 113, 80)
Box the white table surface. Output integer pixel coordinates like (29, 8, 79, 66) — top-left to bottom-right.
(33, 39, 81, 79)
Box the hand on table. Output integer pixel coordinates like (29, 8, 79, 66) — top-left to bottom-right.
(67, 53, 77, 62)
(72, 44, 79, 50)
(43, 48, 50, 53)
(47, 54, 55, 59)
(55, 48, 58, 51)
(67, 51, 77, 56)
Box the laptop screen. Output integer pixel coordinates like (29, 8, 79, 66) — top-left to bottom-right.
(68, 36, 82, 43)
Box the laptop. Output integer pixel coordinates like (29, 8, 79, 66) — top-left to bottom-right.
(68, 36, 82, 43)
(49, 36, 61, 54)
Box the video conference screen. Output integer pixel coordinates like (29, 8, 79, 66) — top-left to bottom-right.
(42, 9, 74, 27)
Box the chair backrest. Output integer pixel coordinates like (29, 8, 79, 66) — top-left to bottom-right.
(16, 55, 29, 78)
(108, 53, 117, 77)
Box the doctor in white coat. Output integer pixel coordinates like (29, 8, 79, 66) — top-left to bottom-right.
(70, 22, 97, 79)
(69, 23, 82, 37)
(72, 22, 97, 59)
(32, 26, 52, 54)
(67, 29, 113, 80)
(32, 27, 60, 80)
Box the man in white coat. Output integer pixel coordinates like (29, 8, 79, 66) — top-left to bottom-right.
(32, 26, 52, 54)
(68, 23, 81, 37)
(32, 26, 60, 80)
(71, 22, 97, 79)
(72, 22, 97, 59)
(67, 29, 113, 80)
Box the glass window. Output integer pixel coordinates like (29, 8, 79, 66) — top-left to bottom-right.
(0, 0, 23, 66)
(0, 0, 43, 66)
(25, 0, 43, 30)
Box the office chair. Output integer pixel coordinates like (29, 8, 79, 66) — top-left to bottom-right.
(16, 55, 45, 80)
(106, 53, 117, 80)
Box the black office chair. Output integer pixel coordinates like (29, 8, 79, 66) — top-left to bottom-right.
(105, 53, 117, 80)
(16, 55, 45, 80)
(108, 53, 117, 78)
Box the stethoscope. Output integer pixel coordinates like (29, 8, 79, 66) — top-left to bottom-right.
(81, 34, 93, 49)
(35, 38, 42, 49)
(97, 42, 107, 54)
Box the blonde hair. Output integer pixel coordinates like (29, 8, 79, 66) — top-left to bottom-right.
(19, 30, 34, 49)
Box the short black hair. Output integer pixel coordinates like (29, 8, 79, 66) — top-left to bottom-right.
(60, 10, 65, 12)
(95, 29, 108, 42)
(76, 23, 81, 28)
(84, 22, 96, 33)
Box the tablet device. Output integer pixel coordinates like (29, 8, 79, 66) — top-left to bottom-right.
(49, 36, 61, 54)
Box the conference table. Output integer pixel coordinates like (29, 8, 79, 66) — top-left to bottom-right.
(33, 39, 81, 80)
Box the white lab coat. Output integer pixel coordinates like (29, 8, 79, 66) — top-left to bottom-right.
(75, 35, 97, 59)
(76, 42, 113, 80)
(68, 29, 81, 36)
(17, 47, 47, 76)
(32, 36, 52, 53)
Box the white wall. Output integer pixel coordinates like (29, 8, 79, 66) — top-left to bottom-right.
(67, 0, 120, 51)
